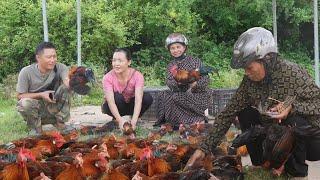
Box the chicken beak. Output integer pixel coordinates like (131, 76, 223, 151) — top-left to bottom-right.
(85, 68, 96, 83)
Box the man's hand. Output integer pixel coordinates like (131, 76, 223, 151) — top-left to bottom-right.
(41, 90, 56, 103)
(183, 149, 205, 171)
(267, 104, 292, 123)
(63, 77, 70, 89)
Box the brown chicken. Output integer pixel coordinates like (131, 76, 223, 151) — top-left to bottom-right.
(55, 153, 85, 180)
(140, 146, 171, 177)
(115, 160, 148, 178)
(169, 64, 214, 85)
(115, 146, 171, 179)
(147, 123, 173, 141)
(10, 131, 66, 149)
(122, 122, 136, 139)
(0, 148, 35, 180)
(26, 160, 53, 179)
(68, 66, 95, 95)
(183, 153, 214, 172)
(262, 125, 295, 176)
(163, 143, 196, 171)
(101, 169, 129, 180)
(147, 131, 162, 141)
(99, 134, 129, 160)
(81, 150, 109, 178)
(39, 161, 69, 179)
(120, 143, 143, 159)
(217, 141, 231, 155)
(166, 143, 193, 161)
(61, 130, 79, 142)
(29, 131, 66, 160)
(159, 123, 173, 135)
(178, 124, 198, 139)
(45, 151, 80, 164)
(100, 162, 129, 180)
(186, 134, 204, 147)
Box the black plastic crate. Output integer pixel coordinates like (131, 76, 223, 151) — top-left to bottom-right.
(209, 88, 237, 115)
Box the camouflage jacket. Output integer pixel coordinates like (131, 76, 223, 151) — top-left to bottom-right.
(200, 57, 320, 153)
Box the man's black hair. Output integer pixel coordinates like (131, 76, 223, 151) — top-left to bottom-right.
(35, 41, 56, 55)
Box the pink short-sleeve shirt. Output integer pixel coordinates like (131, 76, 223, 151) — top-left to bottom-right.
(103, 68, 144, 102)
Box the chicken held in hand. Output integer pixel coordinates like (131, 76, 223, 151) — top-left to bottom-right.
(69, 66, 95, 95)
(169, 64, 216, 85)
(122, 122, 136, 139)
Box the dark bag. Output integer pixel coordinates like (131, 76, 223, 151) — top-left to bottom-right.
(36, 65, 60, 93)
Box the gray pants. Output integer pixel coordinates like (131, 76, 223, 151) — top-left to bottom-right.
(17, 84, 71, 129)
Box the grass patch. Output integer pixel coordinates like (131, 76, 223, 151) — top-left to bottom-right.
(71, 83, 104, 106)
(0, 97, 28, 144)
(210, 69, 243, 88)
(243, 166, 287, 180)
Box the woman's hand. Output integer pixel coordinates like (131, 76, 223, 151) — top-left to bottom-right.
(190, 81, 197, 89)
(117, 118, 127, 130)
(130, 120, 137, 130)
(267, 104, 292, 123)
(183, 149, 205, 171)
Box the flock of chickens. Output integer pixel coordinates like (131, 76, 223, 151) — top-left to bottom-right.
(0, 121, 248, 180)
(0, 117, 296, 180)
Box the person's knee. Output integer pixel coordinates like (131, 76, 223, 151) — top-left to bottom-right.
(17, 98, 39, 112)
(101, 102, 112, 116)
(285, 115, 309, 127)
(54, 84, 71, 101)
(58, 84, 69, 92)
(143, 92, 153, 106)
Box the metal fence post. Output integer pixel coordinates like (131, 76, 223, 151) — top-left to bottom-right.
(41, 0, 49, 41)
(76, 0, 81, 67)
(314, 0, 319, 86)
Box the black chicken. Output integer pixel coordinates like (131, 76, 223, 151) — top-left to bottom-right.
(68, 66, 95, 95)
(262, 124, 296, 176)
(231, 125, 266, 148)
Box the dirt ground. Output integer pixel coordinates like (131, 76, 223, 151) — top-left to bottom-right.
(68, 105, 320, 179)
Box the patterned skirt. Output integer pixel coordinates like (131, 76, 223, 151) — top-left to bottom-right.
(156, 90, 210, 128)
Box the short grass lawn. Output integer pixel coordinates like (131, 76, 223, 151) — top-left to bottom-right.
(0, 97, 28, 144)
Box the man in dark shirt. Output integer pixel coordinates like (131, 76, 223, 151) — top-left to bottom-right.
(186, 27, 320, 178)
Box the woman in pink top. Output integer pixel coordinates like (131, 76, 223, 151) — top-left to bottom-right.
(102, 48, 153, 130)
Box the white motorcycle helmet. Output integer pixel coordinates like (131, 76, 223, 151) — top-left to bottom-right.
(165, 33, 188, 49)
(231, 27, 278, 69)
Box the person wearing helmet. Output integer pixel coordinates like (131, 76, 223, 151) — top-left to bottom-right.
(154, 33, 210, 129)
(185, 27, 320, 178)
